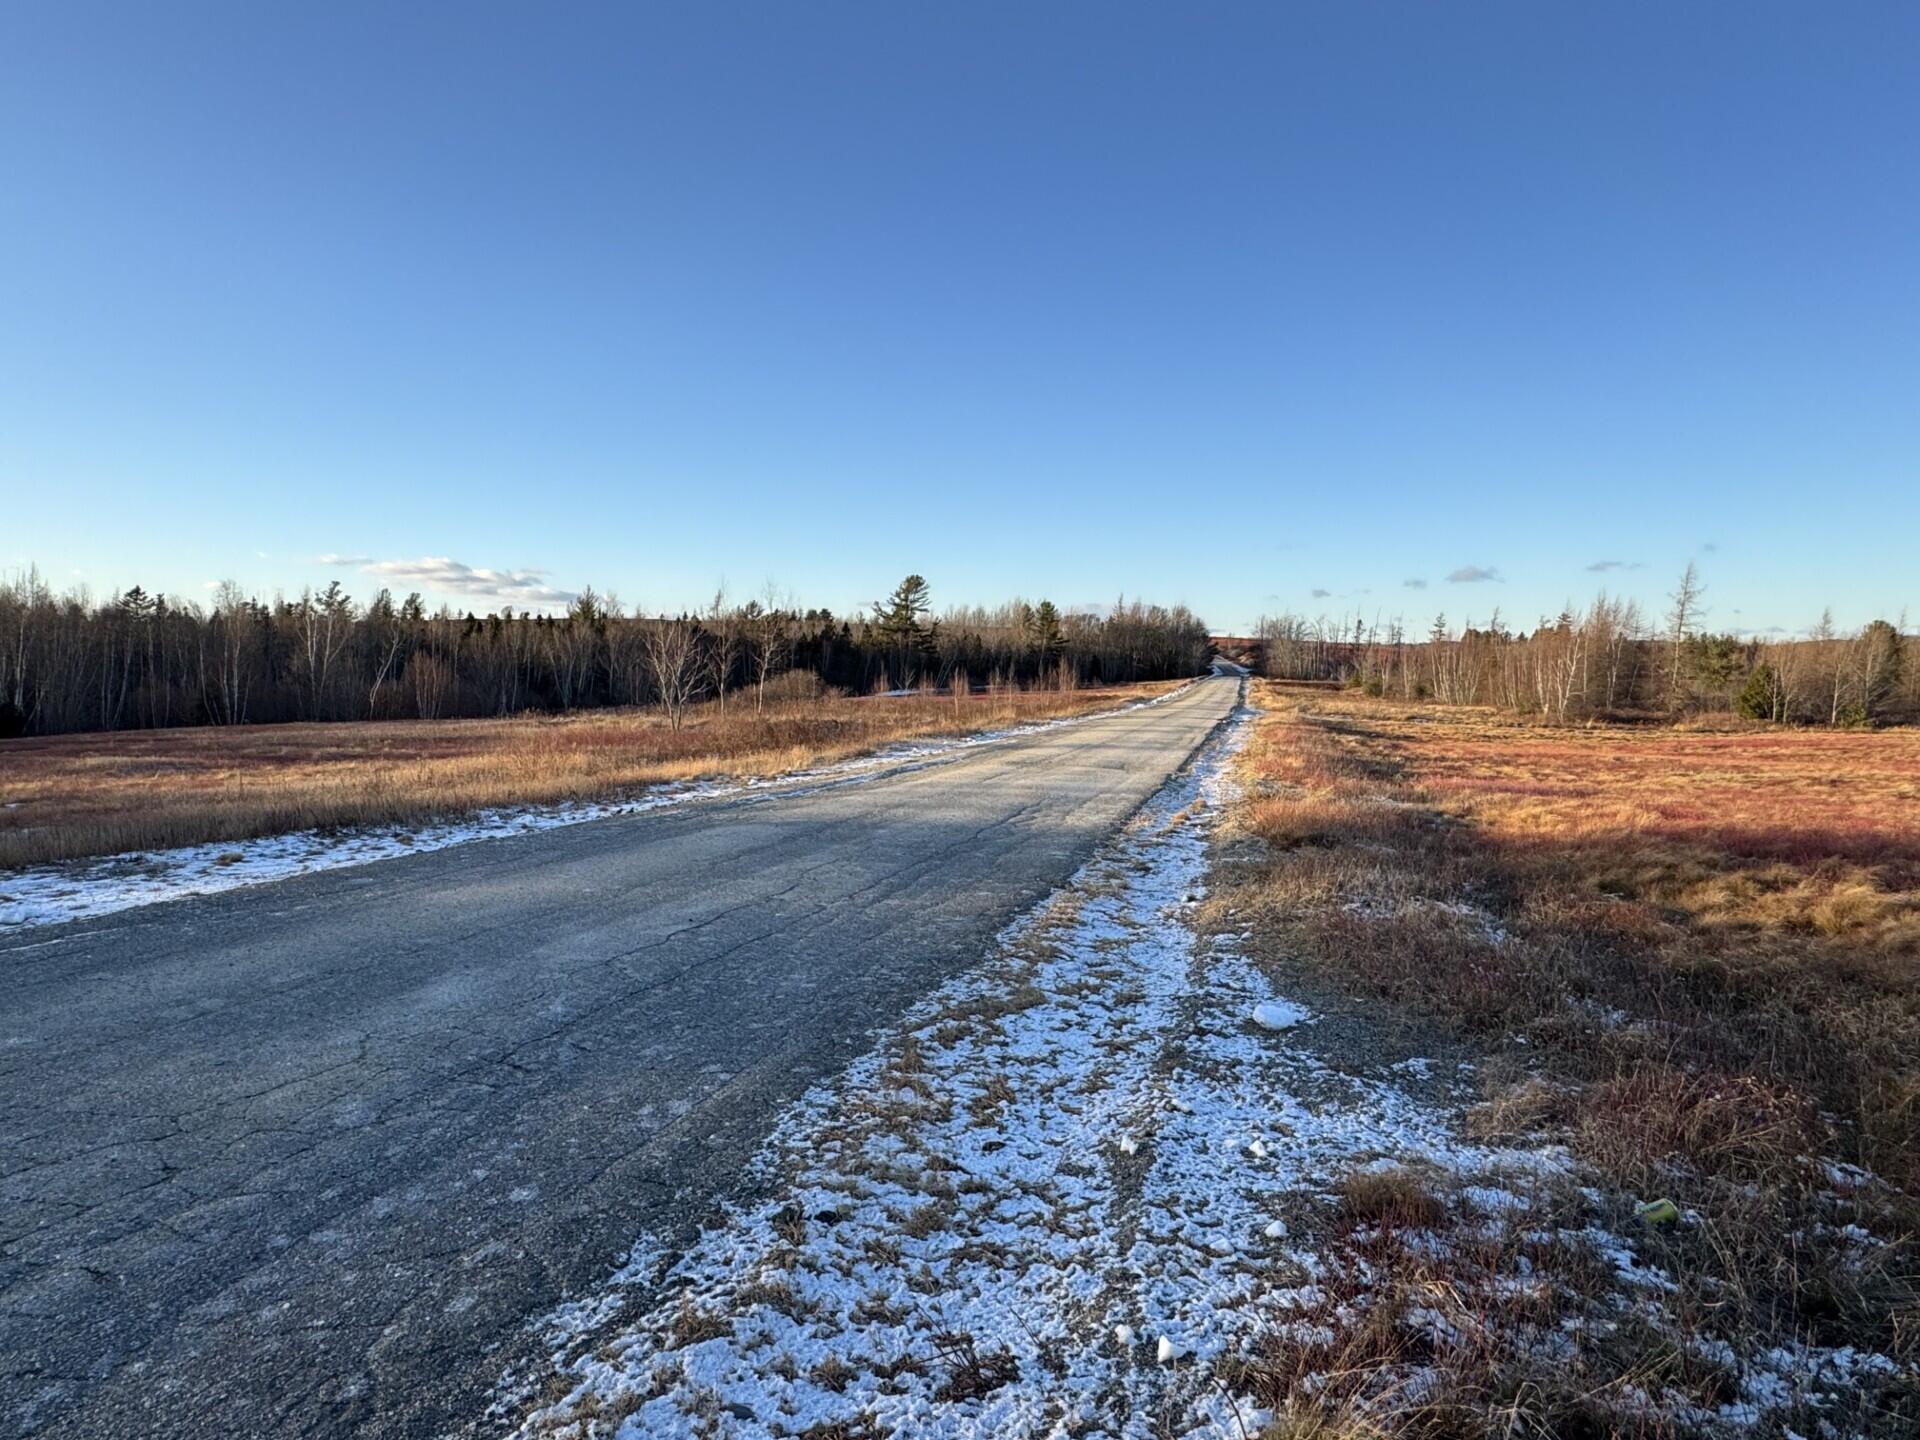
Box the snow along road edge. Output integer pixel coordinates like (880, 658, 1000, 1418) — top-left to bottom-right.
(500, 696, 1600, 1440)
(0, 686, 1192, 933)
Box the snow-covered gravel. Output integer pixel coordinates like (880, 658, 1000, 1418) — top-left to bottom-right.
(0, 689, 1187, 933)
(505, 705, 1597, 1439)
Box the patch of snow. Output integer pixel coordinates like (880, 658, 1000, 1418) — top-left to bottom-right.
(0, 785, 716, 933)
(1461, 1184, 1531, 1213)
(1824, 1160, 1873, 1191)
(1574, 997, 1633, 1030)
(1251, 998, 1310, 1031)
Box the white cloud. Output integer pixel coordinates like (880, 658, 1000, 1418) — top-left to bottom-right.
(355, 556, 579, 611)
(1403, 577, 1428, 589)
(1446, 565, 1502, 584)
(1310, 587, 1332, 599)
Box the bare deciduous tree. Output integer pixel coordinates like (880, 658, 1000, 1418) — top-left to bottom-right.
(703, 588, 741, 715)
(644, 619, 703, 731)
(748, 586, 793, 714)
(1665, 563, 1705, 713)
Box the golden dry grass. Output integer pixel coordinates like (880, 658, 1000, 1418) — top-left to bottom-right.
(1338, 1166, 1447, 1230)
(1230, 682, 1920, 1184)
(0, 683, 1178, 869)
(1402, 713, 1920, 945)
(1217, 681, 1920, 1435)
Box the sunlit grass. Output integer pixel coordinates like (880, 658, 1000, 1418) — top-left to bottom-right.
(0, 682, 1180, 869)
(1216, 681, 1919, 1434)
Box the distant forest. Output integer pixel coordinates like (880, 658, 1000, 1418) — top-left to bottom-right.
(0, 569, 1212, 737)
(1249, 565, 1915, 726)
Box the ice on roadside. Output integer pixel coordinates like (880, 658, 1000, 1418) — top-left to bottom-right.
(1252, 998, 1310, 1031)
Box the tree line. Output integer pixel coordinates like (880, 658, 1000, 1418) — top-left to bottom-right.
(0, 569, 1211, 737)
(1255, 565, 1914, 726)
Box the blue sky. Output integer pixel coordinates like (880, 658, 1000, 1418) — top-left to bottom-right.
(3, 4, 1915, 635)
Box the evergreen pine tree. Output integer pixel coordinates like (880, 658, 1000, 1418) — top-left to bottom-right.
(1735, 663, 1776, 721)
(872, 574, 935, 684)
(1028, 600, 1065, 664)
(873, 575, 932, 645)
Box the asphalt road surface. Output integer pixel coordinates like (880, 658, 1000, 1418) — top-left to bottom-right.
(1, 675, 1242, 1438)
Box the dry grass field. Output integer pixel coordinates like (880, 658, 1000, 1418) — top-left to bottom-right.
(1215, 681, 1919, 1435)
(0, 681, 1179, 870)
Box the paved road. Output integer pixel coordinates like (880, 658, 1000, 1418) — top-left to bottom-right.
(1, 676, 1241, 1439)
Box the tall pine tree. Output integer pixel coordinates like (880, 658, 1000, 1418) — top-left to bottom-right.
(872, 574, 936, 685)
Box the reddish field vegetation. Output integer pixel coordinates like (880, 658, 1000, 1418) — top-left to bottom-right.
(1420, 726, 1919, 865)
(1214, 682, 1918, 1435)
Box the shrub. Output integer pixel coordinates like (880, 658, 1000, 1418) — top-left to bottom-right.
(1735, 663, 1776, 720)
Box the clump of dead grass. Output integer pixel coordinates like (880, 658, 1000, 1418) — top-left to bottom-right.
(926, 1329, 1020, 1403)
(1339, 1166, 1448, 1231)
(1238, 1172, 1673, 1439)
(1237, 1158, 1920, 1439)
(1573, 1067, 1821, 1191)
(1463, 1074, 1572, 1141)
(662, 1297, 730, 1350)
